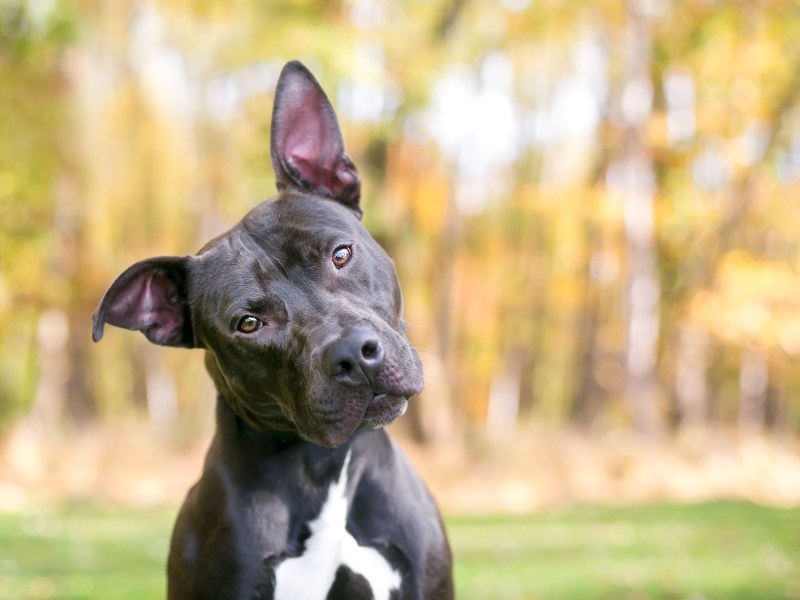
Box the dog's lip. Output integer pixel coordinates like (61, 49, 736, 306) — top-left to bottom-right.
(368, 385, 420, 405)
(364, 392, 407, 419)
(367, 392, 393, 408)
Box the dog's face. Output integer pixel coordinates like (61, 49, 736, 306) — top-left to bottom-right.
(187, 194, 423, 446)
(92, 61, 423, 447)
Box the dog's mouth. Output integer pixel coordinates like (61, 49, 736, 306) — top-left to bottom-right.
(361, 392, 409, 428)
(298, 391, 410, 447)
(298, 347, 424, 446)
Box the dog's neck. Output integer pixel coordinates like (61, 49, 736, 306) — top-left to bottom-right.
(233, 407, 301, 444)
(212, 392, 292, 443)
(202, 350, 299, 437)
(212, 393, 357, 498)
(207, 358, 358, 466)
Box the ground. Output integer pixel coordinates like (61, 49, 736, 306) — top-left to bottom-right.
(1, 501, 798, 599)
(2, 421, 800, 599)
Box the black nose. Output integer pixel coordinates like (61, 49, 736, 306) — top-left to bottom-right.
(324, 326, 385, 387)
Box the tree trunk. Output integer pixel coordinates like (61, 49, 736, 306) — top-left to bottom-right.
(30, 308, 70, 432)
(63, 309, 97, 424)
(569, 220, 602, 428)
(739, 347, 768, 432)
(617, 0, 663, 436)
(486, 347, 524, 438)
(675, 324, 709, 431)
(434, 176, 461, 422)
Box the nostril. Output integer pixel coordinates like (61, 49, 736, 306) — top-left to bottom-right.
(361, 340, 378, 360)
(324, 329, 384, 386)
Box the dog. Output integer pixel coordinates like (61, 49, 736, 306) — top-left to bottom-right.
(92, 60, 453, 599)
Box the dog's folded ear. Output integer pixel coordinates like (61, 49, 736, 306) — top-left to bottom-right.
(270, 60, 362, 218)
(92, 256, 195, 348)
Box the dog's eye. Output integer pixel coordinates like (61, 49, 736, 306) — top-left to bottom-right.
(237, 316, 262, 334)
(332, 245, 352, 269)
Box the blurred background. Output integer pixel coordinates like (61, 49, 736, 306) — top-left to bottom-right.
(2, 0, 800, 598)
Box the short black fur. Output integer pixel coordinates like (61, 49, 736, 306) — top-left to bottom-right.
(93, 60, 453, 600)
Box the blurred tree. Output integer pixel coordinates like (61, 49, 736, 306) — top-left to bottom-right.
(614, 0, 663, 436)
(2, 0, 800, 443)
(0, 1, 77, 426)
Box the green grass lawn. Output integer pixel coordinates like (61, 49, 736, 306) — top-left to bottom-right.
(1, 501, 797, 599)
(450, 503, 800, 599)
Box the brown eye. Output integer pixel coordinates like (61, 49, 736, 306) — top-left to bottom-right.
(332, 245, 352, 269)
(237, 316, 261, 333)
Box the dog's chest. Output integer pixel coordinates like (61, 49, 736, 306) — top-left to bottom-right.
(272, 452, 401, 600)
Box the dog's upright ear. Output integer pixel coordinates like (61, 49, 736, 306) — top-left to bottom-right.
(270, 60, 362, 217)
(92, 256, 195, 348)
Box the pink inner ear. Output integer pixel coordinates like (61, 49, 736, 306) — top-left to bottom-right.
(105, 270, 187, 346)
(109, 272, 169, 321)
(335, 162, 359, 188)
(271, 62, 361, 208)
(287, 152, 342, 197)
(93, 255, 193, 348)
(281, 99, 344, 195)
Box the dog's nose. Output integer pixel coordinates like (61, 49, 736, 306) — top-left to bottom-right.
(324, 326, 385, 387)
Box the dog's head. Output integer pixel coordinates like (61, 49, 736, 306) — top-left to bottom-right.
(92, 61, 423, 447)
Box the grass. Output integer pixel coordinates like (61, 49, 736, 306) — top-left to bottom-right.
(1, 501, 798, 599)
(0, 501, 176, 599)
(449, 503, 800, 599)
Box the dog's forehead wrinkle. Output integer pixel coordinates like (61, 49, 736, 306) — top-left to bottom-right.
(233, 239, 292, 291)
(242, 229, 334, 276)
(246, 194, 361, 237)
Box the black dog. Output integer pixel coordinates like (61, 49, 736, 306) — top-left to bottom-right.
(92, 61, 453, 599)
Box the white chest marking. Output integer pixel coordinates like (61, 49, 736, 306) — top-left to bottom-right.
(273, 451, 401, 600)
